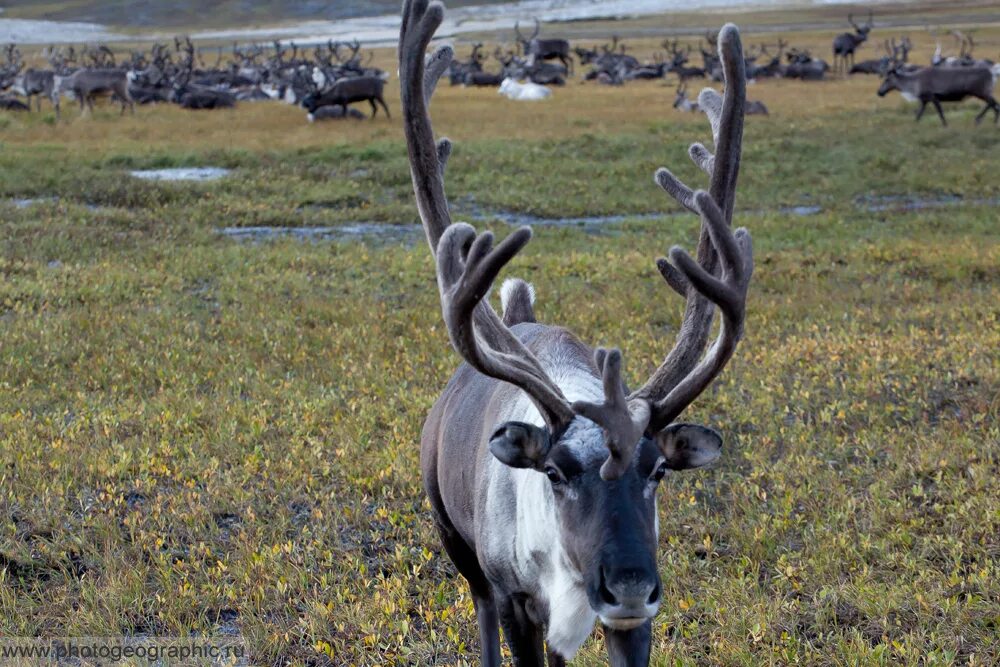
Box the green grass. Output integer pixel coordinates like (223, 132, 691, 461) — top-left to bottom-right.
(1, 28, 1000, 666)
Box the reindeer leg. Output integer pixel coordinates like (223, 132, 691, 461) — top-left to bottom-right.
(377, 95, 391, 119)
(975, 99, 990, 125)
(368, 98, 377, 119)
(547, 648, 567, 667)
(915, 100, 927, 122)
(605, 620, 652, 667)
(474, 595, 501, 667)
(931, 98, 946, 126)
(496, 595, 544, 667)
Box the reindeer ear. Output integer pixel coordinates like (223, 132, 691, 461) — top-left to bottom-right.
(489, 422, 551, 469)
(654, 423, 722, 470)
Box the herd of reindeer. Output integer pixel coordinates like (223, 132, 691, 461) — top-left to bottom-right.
(0, 11, 997, 126)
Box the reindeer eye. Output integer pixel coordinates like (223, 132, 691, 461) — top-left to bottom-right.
(544, 467, 563, 485)
(652, 462, 670, 482)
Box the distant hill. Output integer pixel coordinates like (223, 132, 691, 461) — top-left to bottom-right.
(0, 0, 507, 29)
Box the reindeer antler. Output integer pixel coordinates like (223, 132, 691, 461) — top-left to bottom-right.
(630, 24, 753, 434)
(400, 0, 575, 430)
(401, 2, 753, 475)
(573, 349, 651, 479)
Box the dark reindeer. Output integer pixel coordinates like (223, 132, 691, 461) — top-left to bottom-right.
(663, 40, 706, 82)
(833, 11, 873, 74)
(850, 37, 911, 76)
(301, 75, 390, 118)
(0, 95, 29, 112)
(515, 19, 573, 74)
(401, 2, 753, 665)
(877, 66, 999, 126)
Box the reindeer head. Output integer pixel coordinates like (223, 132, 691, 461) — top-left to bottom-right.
(877, 68, 902, 96)
(849, 11, 874, 39)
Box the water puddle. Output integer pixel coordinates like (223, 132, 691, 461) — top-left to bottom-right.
(782, 205, 823, 216)
(8, 197, 58, 208)
(217, 205, 830, 245)
(857, 194, 1000, 212)
(130, 167, 231, 182)
(472, 210, 667, 228)
(219, 224, 421, 243)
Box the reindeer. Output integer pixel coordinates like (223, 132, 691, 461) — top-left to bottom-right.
(833, 11, 873, 74)
(933, 31, 995, 71)
(850, 37, 911, 75)
(748, 39, 787, 78)
(0, 44, 23, 88)
(663, 40, 706, 82)
(0, 95, 29, 111)
(307, 104, 365, 122)
(784, 49, 829, 80)
(170, 50, 236, 110)
(58, 69, 134, 116)
(672, 83, 700, 112)
(301, 75, 390, 118)
(515, 19, 573, 74)
(401, 2, 754, 665)
(10, 69, 57, 112)
(700, 31, 723, 81)
(449, 43, 486, 85)
(878, 65, 999, 126)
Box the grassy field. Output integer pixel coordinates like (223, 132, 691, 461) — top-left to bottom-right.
(1, 9, 1000, 666)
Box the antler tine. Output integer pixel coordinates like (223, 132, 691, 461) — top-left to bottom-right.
(572, 349, 651, 480)
(400, 0, 453, 253)
(631, 24, 750, 434)
(437, 224, 575, 429)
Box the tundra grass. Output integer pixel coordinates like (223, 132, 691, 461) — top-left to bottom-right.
(1, 24, 1000, 667)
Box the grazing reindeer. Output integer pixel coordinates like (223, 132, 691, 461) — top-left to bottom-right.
(59, 69, 134, 116)
(878, 66, 999, 126)
(401, 2, 754, 665)
(833, 11, 873, 74)
(307, 104, 365, 121)
(301, 75, 390, 118)
(672, 83, 700, 112)
(515, 19, 573, 74)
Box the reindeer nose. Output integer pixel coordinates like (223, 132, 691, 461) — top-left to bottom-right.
(598, 565, 660, 614)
